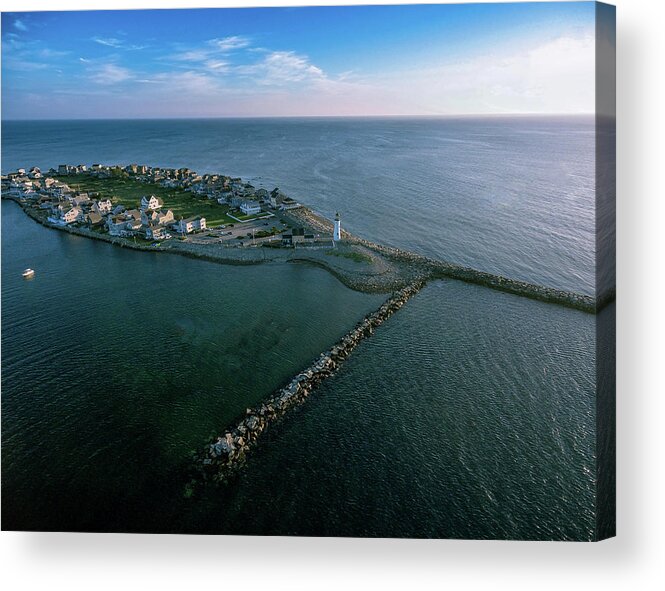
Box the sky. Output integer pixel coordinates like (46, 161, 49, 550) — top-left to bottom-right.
(1, 2, 601, 119)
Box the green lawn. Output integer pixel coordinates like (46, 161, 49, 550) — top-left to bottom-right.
(54, 174, 237, 228)
(227, 210, 271, 222)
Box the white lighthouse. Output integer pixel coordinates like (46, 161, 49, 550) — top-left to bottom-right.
(333, 212, 342, 242)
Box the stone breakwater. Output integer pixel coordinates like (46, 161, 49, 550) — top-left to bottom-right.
(189, 280, 426, 488)
(290, 207, 603, 313)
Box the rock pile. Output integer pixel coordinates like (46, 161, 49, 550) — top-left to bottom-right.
(193, 279, 426, 484)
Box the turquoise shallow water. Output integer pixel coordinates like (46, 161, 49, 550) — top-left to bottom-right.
(1, 117, 603, 538)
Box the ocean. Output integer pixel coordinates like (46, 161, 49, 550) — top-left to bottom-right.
(1, 117, 602, 538)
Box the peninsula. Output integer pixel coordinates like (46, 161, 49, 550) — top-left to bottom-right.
(2, 162, 609, 488)
(2, 163, 602, 310)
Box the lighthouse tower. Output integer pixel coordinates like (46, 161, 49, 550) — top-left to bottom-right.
(333, 212, 342, 242)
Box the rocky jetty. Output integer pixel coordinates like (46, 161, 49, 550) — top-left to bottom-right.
(288, 206, 601, 313)
(190, 280, 425, 487)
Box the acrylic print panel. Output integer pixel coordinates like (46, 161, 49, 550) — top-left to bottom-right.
(0, 2, 615, 540)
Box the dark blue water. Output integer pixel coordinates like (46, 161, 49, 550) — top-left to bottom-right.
(2, 117, 600, 538)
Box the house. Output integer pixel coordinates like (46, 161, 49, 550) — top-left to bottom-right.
(280, 197, 302, 211)
(107, 216, 127, 236)
(124, 209, 142, 221)
(37, 196, 54, 209)
(142, 210, 157, 225)
(145, 225, 168, 241)
(86, 211, 104, 227)
(92, 199, 113, 215)
(141, 208, 174, 227)
(112, 204, 126, 216)
(50, 201, 69, 216)
(107, 216, 141, 237)
(61, 206, 82, 224)
(140, 195, 163, 211)
(173, 216, 206, 234)
(219, 190, 234, 203)
(282, 227, 306, 246)
(50, 184, 71, 198)
(70, 193, 91, 207)
(269, 189, 290, 208)
(240, 200, 261, 216)
(229, 194, 245, 207)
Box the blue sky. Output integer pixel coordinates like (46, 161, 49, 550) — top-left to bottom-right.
(2, 3, 599, 119)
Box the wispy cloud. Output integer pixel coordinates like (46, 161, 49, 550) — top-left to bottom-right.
(1, 36, 69, 71)
(89, 63, 134, 85)
(3, 59, 49, 71)
(210, 36, 250, 52)
(93, 37, 148, 50)
(205, 60, 230, 72)
(14, 19, 28, 32)
(238, 51, 326, 86)
(171, 49, 211, 62)
(142, 70, 222, 95)
(37, 48, 70, 59)
(93, 37, 122, 48)
(169, 35, 251, 65)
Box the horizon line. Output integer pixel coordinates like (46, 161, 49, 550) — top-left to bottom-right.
(2, 112, 597, 123)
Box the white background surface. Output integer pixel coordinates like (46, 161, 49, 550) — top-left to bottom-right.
(1, 1, 663, 589)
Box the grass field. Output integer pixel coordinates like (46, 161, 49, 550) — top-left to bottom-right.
(54, 174, 237, 227)
(227, 210, 273, 222)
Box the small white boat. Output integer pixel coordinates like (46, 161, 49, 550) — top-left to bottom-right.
(22, 268, 35, 279)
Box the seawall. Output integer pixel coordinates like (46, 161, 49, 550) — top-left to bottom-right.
(188, 279, 426, 489)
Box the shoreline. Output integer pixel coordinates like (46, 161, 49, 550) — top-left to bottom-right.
(4, 194, 607, 311)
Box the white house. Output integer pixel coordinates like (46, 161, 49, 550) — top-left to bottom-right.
(61, 206, 82, 224)
(92, 199, 113, 215)
(240, 200, 261, 215)
(140, 195, 164, 211)
(173, 216, 206, 234)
